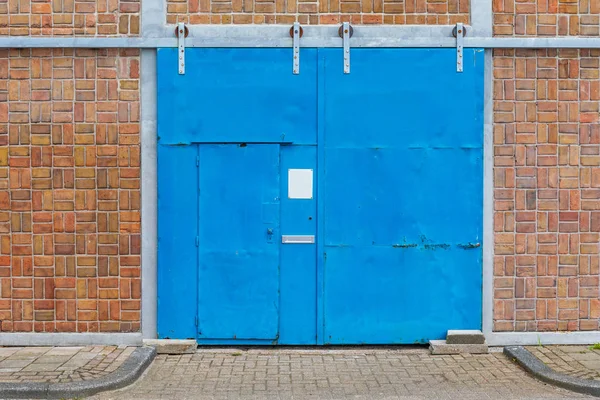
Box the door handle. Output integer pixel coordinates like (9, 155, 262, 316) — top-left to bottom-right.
(282, 235, 315, 244)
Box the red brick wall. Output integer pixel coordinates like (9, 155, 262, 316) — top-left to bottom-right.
(493, 48, 600, 332)
(0, 0, 597, 337)
(0, 49, 141, 332)
(494, 0, 600, 36)
(492, 0, 600, 333)
(0, 0, 140, 35)
(0, 0, 473, 337)
(166, 0, 469, 25)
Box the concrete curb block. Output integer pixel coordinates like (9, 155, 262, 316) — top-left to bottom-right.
(0, 346, 156, 399)
(504, 346, 600, 397)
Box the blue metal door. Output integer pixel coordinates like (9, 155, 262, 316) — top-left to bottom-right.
(319, 49, 484, 344)
(157, 47, 484, 345)
(198, 144, 280, 340)
(157, 48, 318, 344)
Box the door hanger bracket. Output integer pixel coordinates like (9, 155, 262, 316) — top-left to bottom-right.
(290, 22, 303, 75)
(175, 23, 188, 75)
(453, 23, 465, 73)
(338, 22, 353, 74)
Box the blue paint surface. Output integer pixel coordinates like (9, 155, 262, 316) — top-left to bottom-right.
(198, 144, 280, 340)
(157, 144, 198, 339)
(320, 48, 484, 344)
(157, 48, 484, 344)
(279, 145, 317, 344)
(157, 48, 318, 145)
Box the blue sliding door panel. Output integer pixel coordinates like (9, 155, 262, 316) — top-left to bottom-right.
(197, 144, 281, 340)
(157, 48, 319, 344)
(157, 144, 198, 339)
(157, 48, 318, 145)
(320, 48, 484, 344)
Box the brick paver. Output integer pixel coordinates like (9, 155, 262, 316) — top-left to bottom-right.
(92, 347, 591, 399)
(0, 345, 134, 383)
(527, 345, 600, 381)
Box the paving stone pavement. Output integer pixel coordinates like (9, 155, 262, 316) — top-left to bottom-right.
(91, 347, 592, 400)
(526, 345, 600, 381)
(0, 345, 134, 383)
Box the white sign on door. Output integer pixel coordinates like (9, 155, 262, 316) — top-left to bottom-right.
(288, 169, 313, 199)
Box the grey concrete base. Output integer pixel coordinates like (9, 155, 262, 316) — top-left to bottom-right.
(144, 339, 197, 354)
(505, 346, 600, 397)
(429, 340, 489, 355)
(0, 332, 142, 346)
(0, 346, 156, 399)
(446, 330, 486, 344)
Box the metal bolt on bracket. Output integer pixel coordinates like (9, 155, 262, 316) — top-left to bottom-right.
(451, 24, 466, 39)
(454, 23, 465, 73)
(339, 22, 353, 74)
(290, 22, 303, 75)
(176, 22, 187, 75)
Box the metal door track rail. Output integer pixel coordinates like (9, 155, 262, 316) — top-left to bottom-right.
(2, 25, 600, 49)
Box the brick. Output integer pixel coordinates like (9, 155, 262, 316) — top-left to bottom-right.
(1, 1, 139, 36)
(493, 48, 600, 334)
(494, 1, 600, 37)
(0, 50, 140, 334)
(167, 0, 468, 24)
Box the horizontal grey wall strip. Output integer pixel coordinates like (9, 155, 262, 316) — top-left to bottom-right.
(0, 333, 143, 346)
(2, 27, 600, 48)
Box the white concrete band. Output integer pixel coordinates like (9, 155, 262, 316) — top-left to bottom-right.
(140, 0, 161, 341)
(0, 37, 173, 48)
(470, 0, 492, 37)
(140, 49, 158, 340)
(2, 27, 600, 48)
(0, 333, 143, 347)
(142, 0, 166, 38)
(482, 49, 494, 339)
(488, 332, 600, 346)
(479, 0, 494, 341)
